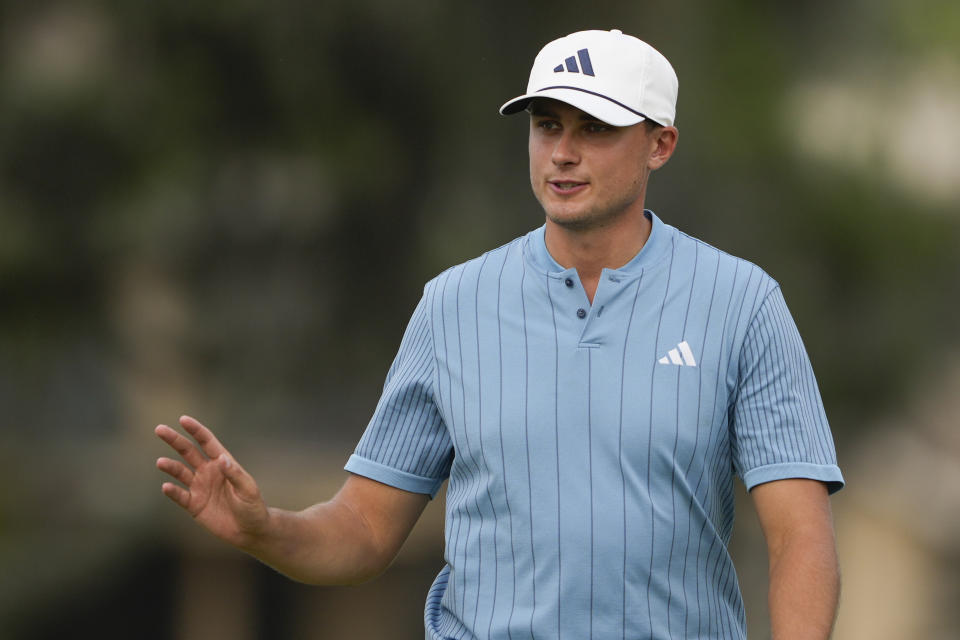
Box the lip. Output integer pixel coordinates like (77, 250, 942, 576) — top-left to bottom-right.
(547, 180, 589, 196)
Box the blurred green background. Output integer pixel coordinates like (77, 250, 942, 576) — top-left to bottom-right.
(1, 0, 959, 638)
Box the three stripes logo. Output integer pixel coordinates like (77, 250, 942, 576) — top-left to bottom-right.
(658, 341, 697, 367)
(553, 48, 595, 76)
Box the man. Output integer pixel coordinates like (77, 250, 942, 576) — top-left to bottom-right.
(156, 29, 843, 639)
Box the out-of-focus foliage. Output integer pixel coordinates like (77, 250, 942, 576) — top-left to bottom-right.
(1, 0, 958, 638)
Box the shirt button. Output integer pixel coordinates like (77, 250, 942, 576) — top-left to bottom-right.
(576, 308, 587, 319)
(564, 277, 574, 288)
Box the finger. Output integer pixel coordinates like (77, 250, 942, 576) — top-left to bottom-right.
(179, 415, 228, 460)
(155, 424, 206, 469)
(161, 482, 192, 509)
(218, 454, 259, 500)
(156, 457, 195, 487)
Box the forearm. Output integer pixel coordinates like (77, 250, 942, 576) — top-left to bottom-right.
(242, 499, 389, 586)
(768, 530, 840, 639)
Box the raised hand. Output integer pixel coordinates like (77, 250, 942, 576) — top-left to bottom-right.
(155, 415, 270, 549)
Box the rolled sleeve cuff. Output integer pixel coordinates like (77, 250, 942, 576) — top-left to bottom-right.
(344, 454, 446, 498)
(742, 462, 845, 495)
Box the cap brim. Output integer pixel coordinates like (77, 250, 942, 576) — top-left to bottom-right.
(499, 88, 647, 127)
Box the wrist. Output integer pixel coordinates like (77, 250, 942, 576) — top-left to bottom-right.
(234, 505, 278, 554)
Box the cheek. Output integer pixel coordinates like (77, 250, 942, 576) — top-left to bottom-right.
(603, 162, 646, 199)
(528, 136, 546, 162)
(528, 141, 549, 182)
(527, 148, 543, 199)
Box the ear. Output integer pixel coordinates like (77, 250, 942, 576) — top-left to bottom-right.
(648, 126, 679, 170)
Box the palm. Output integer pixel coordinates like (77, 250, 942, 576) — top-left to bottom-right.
(156, 416, 268, 546)
(187, 459, 236, 522)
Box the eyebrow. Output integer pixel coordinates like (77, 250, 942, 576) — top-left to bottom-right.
(528, 104, 603, 122)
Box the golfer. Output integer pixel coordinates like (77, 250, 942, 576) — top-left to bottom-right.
(156, 29, 843, 639)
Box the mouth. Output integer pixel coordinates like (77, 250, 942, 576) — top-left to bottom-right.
(548, 180, 588, 195)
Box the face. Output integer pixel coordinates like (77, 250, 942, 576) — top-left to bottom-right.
(527, 98, 676, 231)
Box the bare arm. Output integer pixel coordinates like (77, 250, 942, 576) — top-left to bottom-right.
(249, 474, 429, 584)
(751, 478, 840, 640)
(156, 415, 429, 585)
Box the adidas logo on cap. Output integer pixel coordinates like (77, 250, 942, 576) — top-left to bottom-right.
(552, 48, 595, 76)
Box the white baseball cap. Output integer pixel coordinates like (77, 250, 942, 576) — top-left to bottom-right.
(499, 29, 678, 127)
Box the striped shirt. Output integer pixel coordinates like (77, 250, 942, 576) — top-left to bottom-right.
(346, 210, 843, 639)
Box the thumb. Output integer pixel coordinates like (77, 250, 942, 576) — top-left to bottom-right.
(218, 453, 258, 498)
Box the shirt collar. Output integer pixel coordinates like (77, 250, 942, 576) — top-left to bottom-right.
(523, 209, 673, 277)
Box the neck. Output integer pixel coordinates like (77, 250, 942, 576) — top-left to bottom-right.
(543, 208, 652, 303)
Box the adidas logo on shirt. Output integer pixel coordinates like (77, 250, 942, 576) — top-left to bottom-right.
(552, 48, 595, 76)
(658, 341, 697, 367)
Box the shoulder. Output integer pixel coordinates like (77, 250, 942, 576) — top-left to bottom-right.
(671, 226, 781, 304)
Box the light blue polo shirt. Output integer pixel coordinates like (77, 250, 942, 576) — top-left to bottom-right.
(346, 211, 843, 639)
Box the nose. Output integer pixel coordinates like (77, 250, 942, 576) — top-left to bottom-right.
(551, 129, 579, 166)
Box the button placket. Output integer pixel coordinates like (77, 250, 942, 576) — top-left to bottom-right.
(558, 273, 588, 318)
(581, 269, 624, 329)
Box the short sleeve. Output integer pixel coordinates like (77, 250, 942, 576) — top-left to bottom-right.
(344, 290, 453, 498)
(730, 287, 844, 494)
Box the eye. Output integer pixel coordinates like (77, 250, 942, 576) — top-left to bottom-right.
(584, 121, 612, 133)
(535, 119, 561, 132)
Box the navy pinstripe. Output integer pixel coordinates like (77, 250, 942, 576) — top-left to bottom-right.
(346, 211, 843, 639)
(492, 247, 513, 639)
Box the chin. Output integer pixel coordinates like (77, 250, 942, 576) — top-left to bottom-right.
(541, 200, 586, 223)
(542, 194, 641, 232)
(543, 201, 616, 230)
(545, 211, 601, 231)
